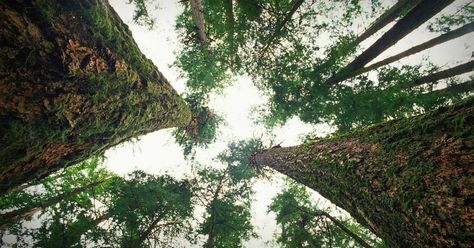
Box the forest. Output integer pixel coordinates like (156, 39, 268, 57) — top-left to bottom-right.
(0, 0, 472, 247)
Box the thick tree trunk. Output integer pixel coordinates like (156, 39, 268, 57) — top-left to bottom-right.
(189, 0, 209, 44)
(328, 0, 454, 86)
(251, 98, 474, 247)
(0, 0, 191, 194)
(0, 177, 111, 230)
(354, 0, 421, 44)
(343, 22, 474, 81)
(411, 60, 474, 87)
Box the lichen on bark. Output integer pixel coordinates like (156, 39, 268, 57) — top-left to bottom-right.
(251, 98, 474, 248)
(0, 0, 191, 193)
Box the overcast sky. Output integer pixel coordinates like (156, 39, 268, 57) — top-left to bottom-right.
(104, 0, 473, 247)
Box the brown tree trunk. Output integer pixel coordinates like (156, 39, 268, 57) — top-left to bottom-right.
(0, 0, 191, 194)
(328, 0, 454, 86)
(354, 0, 421, 44)
(427, 79, 474, 96)
(343, 22, 474, 81)
(0, 177, 111, 230)
(251, 99, 474, 247)
(410, 60, 474, 87)
(189, 0, 209, 44)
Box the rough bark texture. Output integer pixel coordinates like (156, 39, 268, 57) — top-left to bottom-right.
(251, 98, 474, 248)
(329, 0, 454, 86)
(0, 0, 191, 194)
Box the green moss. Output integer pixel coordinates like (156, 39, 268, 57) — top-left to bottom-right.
(0, 0, 191, 193)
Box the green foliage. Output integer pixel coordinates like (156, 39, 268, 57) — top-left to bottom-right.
(96, 171, 193, 247)
(269, 181, 386, 248)
(173, 93, 224, 158)
(192, 149, 260, 247)
(0, 160, 193, 248)
(0, 156, 115, 247)
(428, 3, 474, 33)
(217, 139, 265, 178)
(128, 0, 158, 29)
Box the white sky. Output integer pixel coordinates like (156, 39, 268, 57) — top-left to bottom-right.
(104, 0, 473, 247)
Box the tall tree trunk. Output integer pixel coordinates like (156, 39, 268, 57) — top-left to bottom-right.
(354, 0, 421, 44)
(258, 0, 305, 59)
(410, 60, 474, 88)
(426, 79, 474, 97)
(251, 99, 474, 247)
(223, 0, 236, 68)
(320, 211, 372, 248)
(343, 22, 474, 81)
(0, 177, 111, 230)
(204, 177, 224, 248)
(0, 0, 191, 194)
(328, 0, 454, 86)
(189, 0, 209, 44)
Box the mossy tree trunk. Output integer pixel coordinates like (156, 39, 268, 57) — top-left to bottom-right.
(0, 0, 191, 194)
(251, 99, 474, 248)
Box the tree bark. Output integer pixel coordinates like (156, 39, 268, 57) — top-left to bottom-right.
(343, 22, 474, 81)
(328, 0, 454, 86)
(251, 98, 474, 247)
(189, 0, 209, 44)
(410, 60, 474, 88)
(354, 0, 421, 44)
(0, 0, 191, 194)
(0, 177, 111, 230)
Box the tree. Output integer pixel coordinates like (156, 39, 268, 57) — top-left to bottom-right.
(0, 0, 191, 194)
(0, 177, 111, 231)
(340, 22, 474, 82)
(0, 156, 115, 247)
(251, 98, 474, 247)
(189, 0, 209, 44)
(172, 93, 224, 158)
(329, 0, 454, 85)
(192, 140, 263, 247)
(0, 163, 194, 247)
(410, 60, 474, 88)
(353, 0, 421, 44)
(96, 171, 193, 247)
(428, 2, 474, 33)
(269, 181, 386, 248)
